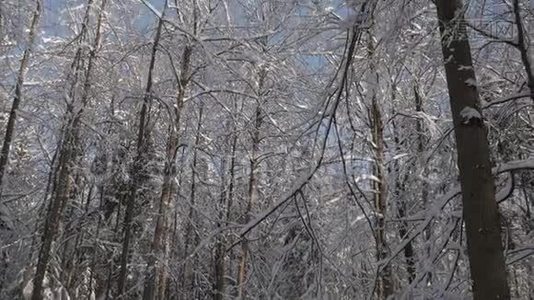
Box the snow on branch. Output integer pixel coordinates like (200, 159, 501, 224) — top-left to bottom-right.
(493, 158, 534, 174)
(482, 93, 534, 109)
(238, 166, 317, 239)
(380, 187, 461, 272)
(496, 172, 514, 204)
(381, 157, 534, 272)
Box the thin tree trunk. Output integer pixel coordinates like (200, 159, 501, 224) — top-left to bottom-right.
(237, 68, 266, 300)
(365, 26, 392, 298)
(436, 1, 510, 298)
(0, 0, 40, 194)
(0, 2, 40, 293)
(117, 10, 164, 298)
(89, 187, 105, 299)
(213, 157, 227, 300)
(414, 86, 431, 285)
(31, 101, 79, 300)
(213, 115, 238, 300)
(391, 130, 416, 284)
(168, 145, 187, 298)
(370, 96, 393, 299)
(226, 116, 240, 298)
(183, 104, 204, 299)
(213, 170, 227, 300)
(65, 182, 93, 291)
(511, 0, 534, 101)
(31, 0, 105, 297)
(27, 143, 59, 265)
(390, 84, 416, 285)
(143, 45, 192, 300)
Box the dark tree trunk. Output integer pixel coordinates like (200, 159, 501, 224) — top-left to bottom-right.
(117, 10, 164, 298)
(436, 1, 510, 298)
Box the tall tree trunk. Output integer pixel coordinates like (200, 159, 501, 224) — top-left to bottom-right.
(183, 104, 204, 299)
(436, 1, 510, 298)
(370, 96, 393, 299)
(395, 179, 415, 284)
(366, 25, 392, 297)
(168, 145, 187, 298)
(213, 114, 238, 300)
(391, 130, 416, 284)
(213, 149, 228, 299)
(390, 84, 416, 285)
(414, 85, 431, 285)
(31, 0, 106, 298)
(220, 117, 239, 299)
(143, 45, 192, 300)
(237, 67, 266, 300)
(0, 1, 40, 293)
(213, 166, 227, 300)
(511, 0, 534, 101)
(117, 10, 164, 298)
(0, 0, 40, 194)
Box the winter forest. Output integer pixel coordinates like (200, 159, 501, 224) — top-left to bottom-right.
(1, 0, 534, 299)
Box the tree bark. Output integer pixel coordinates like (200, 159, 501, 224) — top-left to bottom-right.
(436, 1, 510, 298)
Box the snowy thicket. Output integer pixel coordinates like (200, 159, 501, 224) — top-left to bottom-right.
(0, 0, 533, 299)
